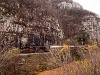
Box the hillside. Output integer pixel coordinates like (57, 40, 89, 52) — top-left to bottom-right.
(0, 0, 63, 51)
(0, 0, 100, 75)
(0, 0, 100, 48)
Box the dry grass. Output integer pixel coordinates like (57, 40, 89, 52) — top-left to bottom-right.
(38, 46, 100, 75)
(0, 45, 100, 75)
(0, 48, 49, 75)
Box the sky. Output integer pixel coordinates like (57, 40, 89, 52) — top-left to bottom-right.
(73, 0, 100, 15)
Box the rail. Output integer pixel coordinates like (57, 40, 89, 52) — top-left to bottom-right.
(19, 45, 89, 55)
(50, 45, 88, 48)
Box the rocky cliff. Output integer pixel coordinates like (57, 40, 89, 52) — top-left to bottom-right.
(0, 0, 100, 48)
(52, 0, 100, 43)
(57, 1, 83, 9)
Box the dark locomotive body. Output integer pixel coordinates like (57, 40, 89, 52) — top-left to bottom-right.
(10, 33, 56, 53)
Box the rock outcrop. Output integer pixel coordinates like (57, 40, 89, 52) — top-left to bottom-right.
(0, 0, 64, 50)
(58, 1, 83, 9)
(51, 0, 100, 43)
(0, 0, 100, 49)
(82, 14, 100, 41)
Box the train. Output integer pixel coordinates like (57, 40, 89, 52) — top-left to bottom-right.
(5, 33, 57, 53)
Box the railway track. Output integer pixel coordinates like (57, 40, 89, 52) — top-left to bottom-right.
(19, 45, 89, 55)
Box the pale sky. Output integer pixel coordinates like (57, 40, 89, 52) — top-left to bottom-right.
(73, 0, 100, 15)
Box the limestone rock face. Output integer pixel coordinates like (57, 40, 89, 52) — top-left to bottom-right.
(52, 0, 72, 3)
(52, 0, 100, 42)
(0, 0, 64, 50)
(58, 1, 83, 9)
(82, 15, 100, 41)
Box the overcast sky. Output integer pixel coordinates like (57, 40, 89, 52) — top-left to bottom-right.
(73, 0, 100, 15)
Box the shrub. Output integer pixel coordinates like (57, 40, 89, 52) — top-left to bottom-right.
(0, 48, 21, 75)
(0, 48, 49, 75)
(75, 32, 90, 45)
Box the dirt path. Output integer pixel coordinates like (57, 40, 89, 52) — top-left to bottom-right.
(38, 61, 85, 75)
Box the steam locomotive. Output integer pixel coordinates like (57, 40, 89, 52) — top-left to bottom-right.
(13, 33, 55, 53)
